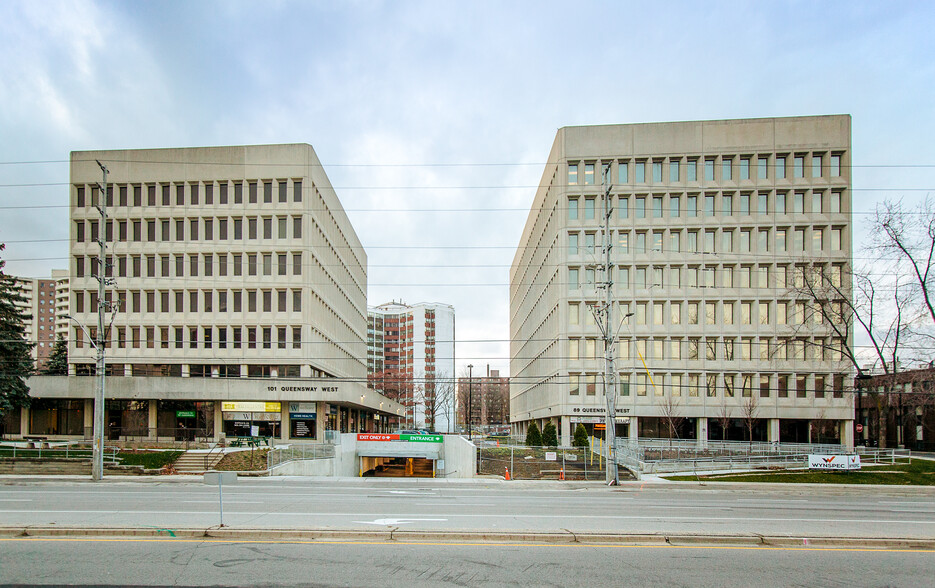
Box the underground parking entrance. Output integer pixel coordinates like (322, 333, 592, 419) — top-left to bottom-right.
(356, 433, 445, 478)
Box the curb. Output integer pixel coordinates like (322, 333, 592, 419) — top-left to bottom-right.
(2, 527, 933, 550)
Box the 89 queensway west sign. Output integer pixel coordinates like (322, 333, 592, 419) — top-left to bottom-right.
(572, 407, 630, 414)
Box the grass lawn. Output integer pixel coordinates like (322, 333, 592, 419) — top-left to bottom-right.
(664, 458, 935, 485)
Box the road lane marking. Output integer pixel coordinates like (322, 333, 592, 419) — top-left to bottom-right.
(354, 518, 449, 525)
(0, 537, 932, 553)
(182, 500, 264, 504)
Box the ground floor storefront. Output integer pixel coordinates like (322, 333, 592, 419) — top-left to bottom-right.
(512, 414, 853, 449)
(0, 376, 405, 444)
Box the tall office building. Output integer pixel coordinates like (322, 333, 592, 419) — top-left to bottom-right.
(510, 116, 854, 447)
(14, 144, 403, 441)
(367, 301, 456, 432)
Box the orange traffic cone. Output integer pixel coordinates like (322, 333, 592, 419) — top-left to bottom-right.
(559, 468, 565, 481)
(504, 467, 511, 481)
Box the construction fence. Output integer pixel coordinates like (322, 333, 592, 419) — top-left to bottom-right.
(476, 444, 612, 480)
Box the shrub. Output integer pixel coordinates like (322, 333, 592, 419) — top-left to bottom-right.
(573, 423, 590, 448)
(542, 422, 558, 447)
(525, 422, 542, 446)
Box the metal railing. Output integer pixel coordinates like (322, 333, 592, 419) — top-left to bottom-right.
(267, 444, 336, 470)
(0, 440, 120, 463)
(614, 438, 869, 478)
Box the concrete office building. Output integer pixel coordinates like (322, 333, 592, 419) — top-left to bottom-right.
(12, 144, 403, 442)
(367, 302, 456, 432)
(510, 116, 854, 447)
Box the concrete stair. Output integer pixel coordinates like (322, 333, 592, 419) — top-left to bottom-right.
(172, 450, 225, 473)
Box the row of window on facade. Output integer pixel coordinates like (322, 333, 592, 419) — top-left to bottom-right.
(75, 179, 304, 208)
(75, 215, 304, 244)
(568, 372, 846, 399)
(74, 251, 303, 280)
(568, 262, 847, 292)
(570, 225, 846, 258)
(570, 298, 845, 328)
(72, 324, 305, 351)
(568, 336, 847, 364)
(567, 153, 844, 186)
(71, 364, 301, 378)
(568, 190, 844, 222)
(75, 287, 303, 316)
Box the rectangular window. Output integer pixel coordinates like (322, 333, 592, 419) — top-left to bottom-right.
(652, 196, 663, 218)
(219, 218, 228, 240)
(757, 156, 768, 179)
(189, 218, 198, 240)
(740, 158, 749, 180)
(568, 198, 578, 220)
(584, 163, 594, 185)
(293, 180, 302, 202)
(704, 159, 715, 181)
(618, 161, 628, 183)
(161, 184, 170, 206)
(722, 194, 733, 216)
(220, 183, 230, 204)
(830, 154, 841, 177)
(248, 218, 257, 239)
(722, 158, 732, 181)
(812, 155, 822, 178)
(204, 219, 213, 240)
(704, 195, 715, 216)
(568, 268, 579, 290)
(278, 217, 287, 239)
(831, 228, 843, 250)
(293, 327, 302, 349)
(568, 164, 578, 185)
(687, 159, 697, 182)
(278, 180, 288, 203)
(618, 231, 629, 253)
(584, 198, 595, 220)
(776, 156, 786, 179)
(233, 290, 242, 312)
(204, 183, 213, 205)
(278, 253, 287, 275)
(687, 195, 697, 217)
(233, 254, 242, 277)
(669, 196, 679, 217)
(669, 160, 679, 182)
(618, 196, 628, 219)
(234, 219, 243, 240)
(263, 327, 272, 349)
(293, 253, 302, 275)
(794, 155, 805, 178)
(263, 253, 272, 275)
(635, 197, 646, 218)
(739, 193, 750, 215)
(248, 327, 256, 349)
(758, 192, 768, 215)
(293, 289, 302, 312)
(263, 217, 272, 239)
(635, 161, 645, 183)
(264, 180, 273, 203)
(248, 290, 257, 312)
(652, 161, 662, 183)
(249, 181, 258, 203)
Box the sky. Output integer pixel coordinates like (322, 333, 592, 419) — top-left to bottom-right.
(1, 0, 934, 377)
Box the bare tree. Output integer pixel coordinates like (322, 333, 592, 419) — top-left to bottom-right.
(740, 393, 759, 444)
(715, 403, 732, 441)
(873, 198, 935, 331)
(658, 394, 684, 445)
(425, 371, 456, 433)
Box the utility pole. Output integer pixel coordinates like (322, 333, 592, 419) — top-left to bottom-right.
(92, 160, 109, 481)
(594, 166, 619, 484)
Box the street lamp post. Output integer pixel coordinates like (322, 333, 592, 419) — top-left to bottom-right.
(467, 364, 473, 441)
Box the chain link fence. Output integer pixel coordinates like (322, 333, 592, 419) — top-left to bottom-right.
(477, 445, 611, 480)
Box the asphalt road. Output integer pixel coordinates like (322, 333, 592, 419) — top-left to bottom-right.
(2, 477, 934, 540)
(1, 537, 933, 587)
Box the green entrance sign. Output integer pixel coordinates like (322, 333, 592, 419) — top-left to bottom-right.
(176, 410, 196, 419)
(400, 434, 443, 443)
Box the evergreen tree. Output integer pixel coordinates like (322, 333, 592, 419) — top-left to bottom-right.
(43, 334, 68, 375)
(0, 244, 34, 422)
(572, 423, 590, 448)
(525, 421, 542, 446)
(542, 421, 558, 447)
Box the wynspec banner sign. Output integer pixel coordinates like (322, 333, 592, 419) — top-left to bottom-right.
(808, 454, 861, 471)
